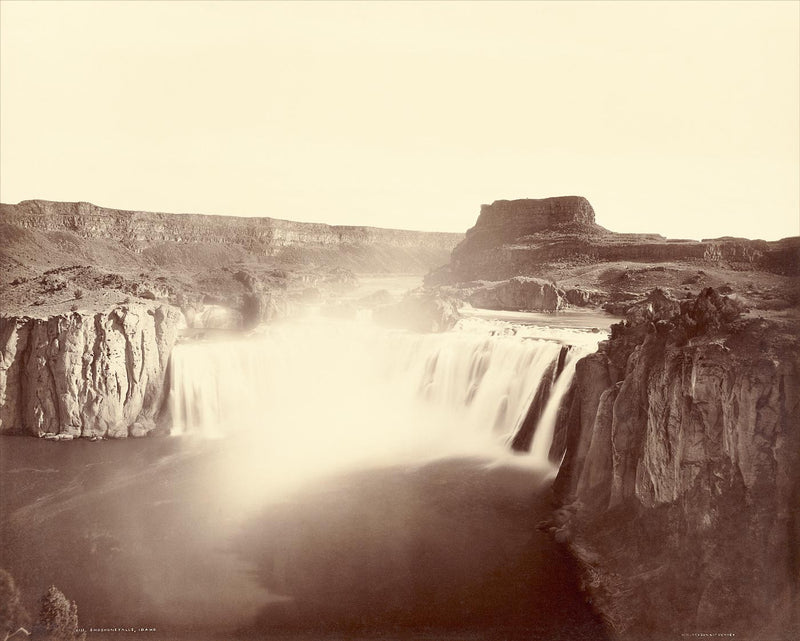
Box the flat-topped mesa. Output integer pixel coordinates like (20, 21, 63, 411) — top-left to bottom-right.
(476, 196, 596, 229)
(439, 195, 800, 283)
(467, 196, 597, 248)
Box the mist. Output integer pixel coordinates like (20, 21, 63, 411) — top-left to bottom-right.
(1, 314, 606, 639)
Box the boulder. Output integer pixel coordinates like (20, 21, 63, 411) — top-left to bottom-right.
(468, 277, 565, 312)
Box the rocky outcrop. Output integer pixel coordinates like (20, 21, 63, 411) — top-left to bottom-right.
(0, 200, 463, 274)
(0, 304, 183, 438)
(439, 196, 800, 283)
(549, 289, 800, 639)
(460, 196, 598, 252)
(465, 277, 565, 312)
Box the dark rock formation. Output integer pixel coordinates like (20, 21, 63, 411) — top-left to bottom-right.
(439, 196, 800, 283)
(465, 277, 565, 312)
(549, 289, 800, 639)
(461, 196, 597, 252)
(563, 286, 603, 307)
(0, 304, 183, 438)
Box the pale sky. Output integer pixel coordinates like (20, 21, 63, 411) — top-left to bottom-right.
(1, 1, 798, 239)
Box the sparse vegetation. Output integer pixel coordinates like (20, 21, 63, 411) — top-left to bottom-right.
(38, 585, 85, 641)
(74, 288, 83, 299)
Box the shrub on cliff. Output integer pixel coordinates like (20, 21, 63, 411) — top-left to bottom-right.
(37, 586, 84, 641)
(0, 569, 30, 640)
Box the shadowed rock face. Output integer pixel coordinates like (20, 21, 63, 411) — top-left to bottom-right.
(0, 304, 183, 437)
(467, 196, 597, 247)
(549, 289, 800, 640)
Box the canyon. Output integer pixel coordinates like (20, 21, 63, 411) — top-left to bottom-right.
(0, 199, 462, 331)
(0, 200, 463, 438)
(0, 199, 462, 276)
(1, 195, 798, 640)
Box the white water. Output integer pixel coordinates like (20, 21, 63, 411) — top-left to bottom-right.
(169, 317, 601, 502)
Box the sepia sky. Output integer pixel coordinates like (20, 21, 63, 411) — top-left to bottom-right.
(1, 0, 798, 239)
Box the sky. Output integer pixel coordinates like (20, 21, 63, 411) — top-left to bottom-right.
(0, 1, 798, 240)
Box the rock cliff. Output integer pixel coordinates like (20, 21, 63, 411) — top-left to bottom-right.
(0, 200, 462, 274)
(440, 196, 799, 283)
(549, 289, 800, 639)
(0, 304, 183, 438)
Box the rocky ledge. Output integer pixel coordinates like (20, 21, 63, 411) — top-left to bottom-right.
(0, 303, 183, 438)
(547, 288, 800, 640)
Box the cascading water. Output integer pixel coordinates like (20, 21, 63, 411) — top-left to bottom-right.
(1, 311, 612, 637)
(169, 317, 600, 480)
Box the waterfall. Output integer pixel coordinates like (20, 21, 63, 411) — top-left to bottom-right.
(169, 318, 599, 470)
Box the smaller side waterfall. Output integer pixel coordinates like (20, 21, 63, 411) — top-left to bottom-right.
(169, 319, 599, 467)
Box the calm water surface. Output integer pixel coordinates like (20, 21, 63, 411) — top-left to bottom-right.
(1, 435, 607, 641)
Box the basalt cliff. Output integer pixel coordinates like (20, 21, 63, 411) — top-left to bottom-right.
(0, 303, 182, 438)
(439, 196, 799, 282)
(436, 196, 800, 639)
(429, 196, 799, 314)
(1, 199, 462, 274)
(547, 290, 800, 640)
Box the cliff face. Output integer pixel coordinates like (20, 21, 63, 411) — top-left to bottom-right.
(463, 196, 598, 251)
(0, 304, 183, 438)
(443, 196, 799, 282)
(0, 200, 462, 273)
(550, 290, 800, 639)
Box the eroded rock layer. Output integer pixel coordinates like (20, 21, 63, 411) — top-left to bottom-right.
(0, 304, 183, 438)
(0, 200, 462, 274)
(549, 289, 800, 639)
(442, 197, 799, 282)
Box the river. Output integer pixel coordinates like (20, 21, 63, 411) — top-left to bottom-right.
(1, 278, 613, 640)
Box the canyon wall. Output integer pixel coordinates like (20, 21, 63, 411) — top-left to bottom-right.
(0, 200, 463, 273)
(0, 304, 183, 438)
(549, 290, 800, 640)
(442, 197, 799, 282)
